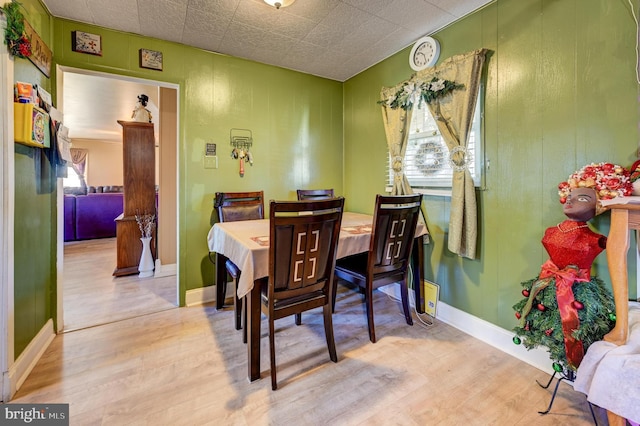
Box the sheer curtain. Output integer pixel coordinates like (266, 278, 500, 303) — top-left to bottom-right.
(69, 148, 88, 189)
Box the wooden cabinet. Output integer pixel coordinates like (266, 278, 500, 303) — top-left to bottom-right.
(113, 121, 156, 276)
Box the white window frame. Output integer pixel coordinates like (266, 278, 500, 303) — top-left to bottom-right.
(63, 165, 82, 188)
(387, 94, 484, 197)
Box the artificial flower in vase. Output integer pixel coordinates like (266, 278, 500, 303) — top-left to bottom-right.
(135, 212, 155, 278)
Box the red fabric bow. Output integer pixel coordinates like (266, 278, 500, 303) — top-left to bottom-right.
(539, 260, 590, 369)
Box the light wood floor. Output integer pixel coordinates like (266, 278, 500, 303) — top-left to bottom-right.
(12, 277, 607, 425)
(63, 238, 177, 331)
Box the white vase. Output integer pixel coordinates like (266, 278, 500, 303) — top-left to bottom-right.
(138, 236, 154, 278)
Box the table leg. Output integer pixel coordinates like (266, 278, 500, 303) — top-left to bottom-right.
(246, 279, 261, 381)
(604, 208, 630, 345)
(215, 253, 228, 310)
(412, 236, 425, 314)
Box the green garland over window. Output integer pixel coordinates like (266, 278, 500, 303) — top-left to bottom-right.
(1, 1, 31, 59)
(378, 76, 464, 110)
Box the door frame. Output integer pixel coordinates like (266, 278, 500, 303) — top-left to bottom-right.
(0, 18, 15, 403)
(55, 66, 180, 332)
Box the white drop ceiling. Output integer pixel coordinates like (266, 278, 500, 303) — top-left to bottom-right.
(42, 0, 494, 141)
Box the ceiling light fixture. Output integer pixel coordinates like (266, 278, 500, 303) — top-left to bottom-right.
(263, 0, 296, 9)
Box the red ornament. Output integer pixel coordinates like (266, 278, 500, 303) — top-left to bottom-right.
(572, 300, 584, 310)
(537, 303, 546, 311)
(545, 328, 553, 336)
(522, 289, 530, 297)
(524, 322, 530, 331)
(515, 312, 521, 319)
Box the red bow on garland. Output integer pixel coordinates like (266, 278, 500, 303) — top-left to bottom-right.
(519, 260, 590, 369)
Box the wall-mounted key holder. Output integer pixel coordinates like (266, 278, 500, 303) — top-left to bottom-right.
(230, 128, 253, 177)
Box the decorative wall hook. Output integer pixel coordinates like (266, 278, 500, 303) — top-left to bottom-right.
(230, 128, 253, 177)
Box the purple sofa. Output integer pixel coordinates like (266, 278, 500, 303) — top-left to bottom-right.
(64, 192, 124, 241)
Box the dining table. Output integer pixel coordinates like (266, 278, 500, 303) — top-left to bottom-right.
(207, 211, 428, 381)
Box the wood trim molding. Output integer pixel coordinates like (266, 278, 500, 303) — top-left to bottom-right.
(9, 320, 55, 399)
(0, 15, 16, 403)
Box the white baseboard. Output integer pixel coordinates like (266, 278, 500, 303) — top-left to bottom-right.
(8, 319, 55, 400)
(153, 260, 176, 278)
(377, 285, 554, 376)
(435, 301, 554, 376)
(185, 285, 217, 306)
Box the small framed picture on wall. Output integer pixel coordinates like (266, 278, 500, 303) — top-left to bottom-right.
(139, 49, 163, 71)
(71, 31, 102, 56)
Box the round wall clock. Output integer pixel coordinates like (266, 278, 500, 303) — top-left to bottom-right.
(409, 36, 440, 71)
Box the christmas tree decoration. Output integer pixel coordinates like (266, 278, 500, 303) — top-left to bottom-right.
(513, 163, 628, 373)
(513, 275, 615, 371)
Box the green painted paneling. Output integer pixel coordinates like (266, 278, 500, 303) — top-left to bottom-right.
(343, 0, 639, 331)
(50, 17, 343, 297)
(13, 0, 640, 359)
(13, 0, 55, 358)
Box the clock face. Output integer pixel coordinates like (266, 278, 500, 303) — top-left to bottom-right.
(409, 36, 440, 71)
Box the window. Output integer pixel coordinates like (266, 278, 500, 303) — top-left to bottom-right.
(388, 97, 483, 191)
(63, 165, 82, 188)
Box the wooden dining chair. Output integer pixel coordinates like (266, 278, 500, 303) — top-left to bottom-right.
(334, 193, 422, 343)
(294, 189, 335, 324)
(296, 189, 335, 201)
(211, 191, 264, 339)
(259, 197, 345, 390)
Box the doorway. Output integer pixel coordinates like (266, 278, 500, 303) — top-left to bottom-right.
(56, 67, 179, 332)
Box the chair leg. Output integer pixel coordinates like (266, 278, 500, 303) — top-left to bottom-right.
(399, 279, 413, 326)
(364, 284, 376, 343)
(323, 304, 338, 362)
(234, 279, 242, 330)
(295, 313, 302, 325)
(242, 297, 247, 344)
(269, 316, 277, 390)
(331, 277, 338, 313)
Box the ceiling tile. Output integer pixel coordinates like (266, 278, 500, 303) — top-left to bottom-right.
(138, 0, 188, 41)
(41, 0, 94, 24)
(86, 0, 141, 34)
(46, 0, 495, 140)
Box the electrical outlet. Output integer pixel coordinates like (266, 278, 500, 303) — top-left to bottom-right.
(204, 155, 217, 169)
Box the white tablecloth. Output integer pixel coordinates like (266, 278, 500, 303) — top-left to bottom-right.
(207, 212, 426, 298)
(574, 302, 640, 423)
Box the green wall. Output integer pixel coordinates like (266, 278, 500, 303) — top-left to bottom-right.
(12, 0, 640, 359)
(12, 0, 343, 355)
(343, 0, 639, 331)
(12, 0, 55, 358)
(48, 20, 344, 298)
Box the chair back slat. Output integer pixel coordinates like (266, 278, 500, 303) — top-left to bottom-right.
(214, 191, 264, 222)
(296, 189, 335, 201)
(369, 194, 422, 276)
(269, 198, 344, 302)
